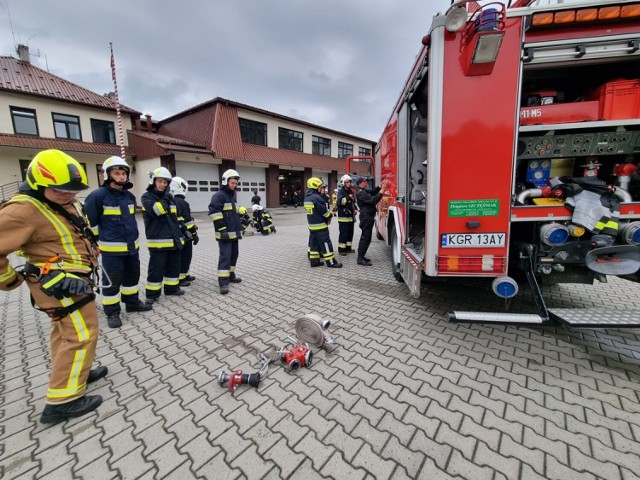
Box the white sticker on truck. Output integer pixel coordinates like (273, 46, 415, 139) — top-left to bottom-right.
(441, 233, 506, 248)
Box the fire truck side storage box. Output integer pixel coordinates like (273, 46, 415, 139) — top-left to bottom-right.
(519, 101, 599, 125)
(587, 79, 640, 120)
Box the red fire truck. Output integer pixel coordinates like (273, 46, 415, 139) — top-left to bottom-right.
(353, 0, 640, 327)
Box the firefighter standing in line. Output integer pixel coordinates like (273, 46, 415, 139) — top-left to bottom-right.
(209, 169, 243, 294)
(0, 149, 106, 424)
(337, 175, 357, 256)
(141, 167, 187, 302)
(355, 176, 387, 266)
(170, 176, 199, 286)
(84, 156, 152, 329)
(305, 177, 342, 268)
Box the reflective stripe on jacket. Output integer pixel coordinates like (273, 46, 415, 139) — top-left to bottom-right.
(141, 188, 184, 250)
(208, 187, 242, 240)
(0, 194, 95, 290)
(305, 188, 331, 231)
(337, 186, 356, 222)
(84, 184, 139, 255)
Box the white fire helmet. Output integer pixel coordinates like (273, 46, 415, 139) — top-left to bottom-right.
(102, 156, 130, 181)
(222, 169, 240, 186)
(148, 167, 172, 185)
(170, 176, 188, 196)
(252, 204, 263, 212)
(339, 174, 352, 186)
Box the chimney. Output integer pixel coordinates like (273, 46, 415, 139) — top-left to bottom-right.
(135, 117, 142, 131)
(17, 44, 30, 64)
(145, 114, 153, 133)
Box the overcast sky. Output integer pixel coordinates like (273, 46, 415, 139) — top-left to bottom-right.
(0, 1, 454, 141)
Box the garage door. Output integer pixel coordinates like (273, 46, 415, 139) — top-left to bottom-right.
(175, 161, 219, 212)
(235, 166, 266, 208)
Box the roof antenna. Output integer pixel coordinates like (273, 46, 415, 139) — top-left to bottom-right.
(5, 0, 17, 49)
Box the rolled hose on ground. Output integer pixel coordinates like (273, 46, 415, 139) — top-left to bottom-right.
(295, 313, 334, 348)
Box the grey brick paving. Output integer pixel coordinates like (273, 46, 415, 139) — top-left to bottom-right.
(2, 209, 640, 479)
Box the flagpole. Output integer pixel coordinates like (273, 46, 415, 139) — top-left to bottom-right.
(110, 42, 126, 159)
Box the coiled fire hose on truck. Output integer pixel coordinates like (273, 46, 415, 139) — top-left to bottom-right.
(294, 313, 335, 348)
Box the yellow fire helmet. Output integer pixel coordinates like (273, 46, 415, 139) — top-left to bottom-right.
(307, 177, 323, 189)
(26, 149, 88, 191)
(237, 206, 247, 215)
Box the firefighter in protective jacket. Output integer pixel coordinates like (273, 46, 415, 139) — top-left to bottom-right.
(0, 149, 106, 424)
(170, 176, 199, 286)
(305, 177, 342, 268)
(337, 174, 357, 255)
(141, 167, 187, 301)
(84, 156, 152, 329)
(208, 169, 243, 295)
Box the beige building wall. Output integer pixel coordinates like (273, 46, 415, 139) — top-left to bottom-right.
(0, 93, 132, 143)
(237, 108, 371, 159)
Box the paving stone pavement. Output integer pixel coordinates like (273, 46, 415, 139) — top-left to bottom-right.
(2, 207, 640, 479)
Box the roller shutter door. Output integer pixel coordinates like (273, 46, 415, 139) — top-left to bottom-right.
(235, 167, 266, 208)
(175, 161, 219, 212)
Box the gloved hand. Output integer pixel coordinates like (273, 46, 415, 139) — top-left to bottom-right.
(192, 233, 200, 245)
(184, 230, 193, 242)
(219, 232, 230, 241)
(40, 271, 93, 299)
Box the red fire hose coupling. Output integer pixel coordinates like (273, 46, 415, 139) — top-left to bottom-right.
(218, 369, 261, 393)
(279, 342, 313, 371)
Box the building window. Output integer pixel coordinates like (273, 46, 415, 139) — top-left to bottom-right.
(19, 159, 31, 180)
(312, 135, 331, 156)
(279, 127, 303, 152)
(53, 113, 82, 140)
(90, 119, 116, 144)
(359, 147, 372, 156)
(239, 118, 267, 146)
(11, 107, 38, 136)
(338, 142, 353, 159)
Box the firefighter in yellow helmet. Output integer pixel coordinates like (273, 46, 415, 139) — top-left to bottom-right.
(0, 149, 106, 424)
(305, 177, 342, 268)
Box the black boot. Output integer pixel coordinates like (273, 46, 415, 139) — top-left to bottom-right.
(125, 302, 153, 313)
(229, 277, 242, 284)
(165, 288, 185, 296)
(87, 366, 108, 384)
(310, 259, 323, 267)
(220, 285, 229, 295)
(107, 313, 122, 328)
(40, 395, 103, 424)
(326, 259, 343, 268)
(357, 258, 372, 266)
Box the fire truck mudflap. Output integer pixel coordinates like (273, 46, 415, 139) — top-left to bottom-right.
(400, 245, 422, 298)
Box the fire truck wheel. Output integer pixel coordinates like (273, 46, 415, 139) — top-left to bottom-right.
(390, 224, 404, 283)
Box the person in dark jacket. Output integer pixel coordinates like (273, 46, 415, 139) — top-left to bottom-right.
(141, 167, 187, 301)
(170, 176, 199, 287)
(85, 156, 152, 328)
(336, 174, 357, 256)
(251, 190, 261, 206)
(209, 169, 243, 294)
(355, 176, 387, 266)
(305, 177, 342, 268)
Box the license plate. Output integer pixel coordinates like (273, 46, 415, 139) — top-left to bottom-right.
(441, 232, 506, 248)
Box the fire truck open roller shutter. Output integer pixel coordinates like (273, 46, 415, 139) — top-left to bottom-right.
(522, 34, 640, 65)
